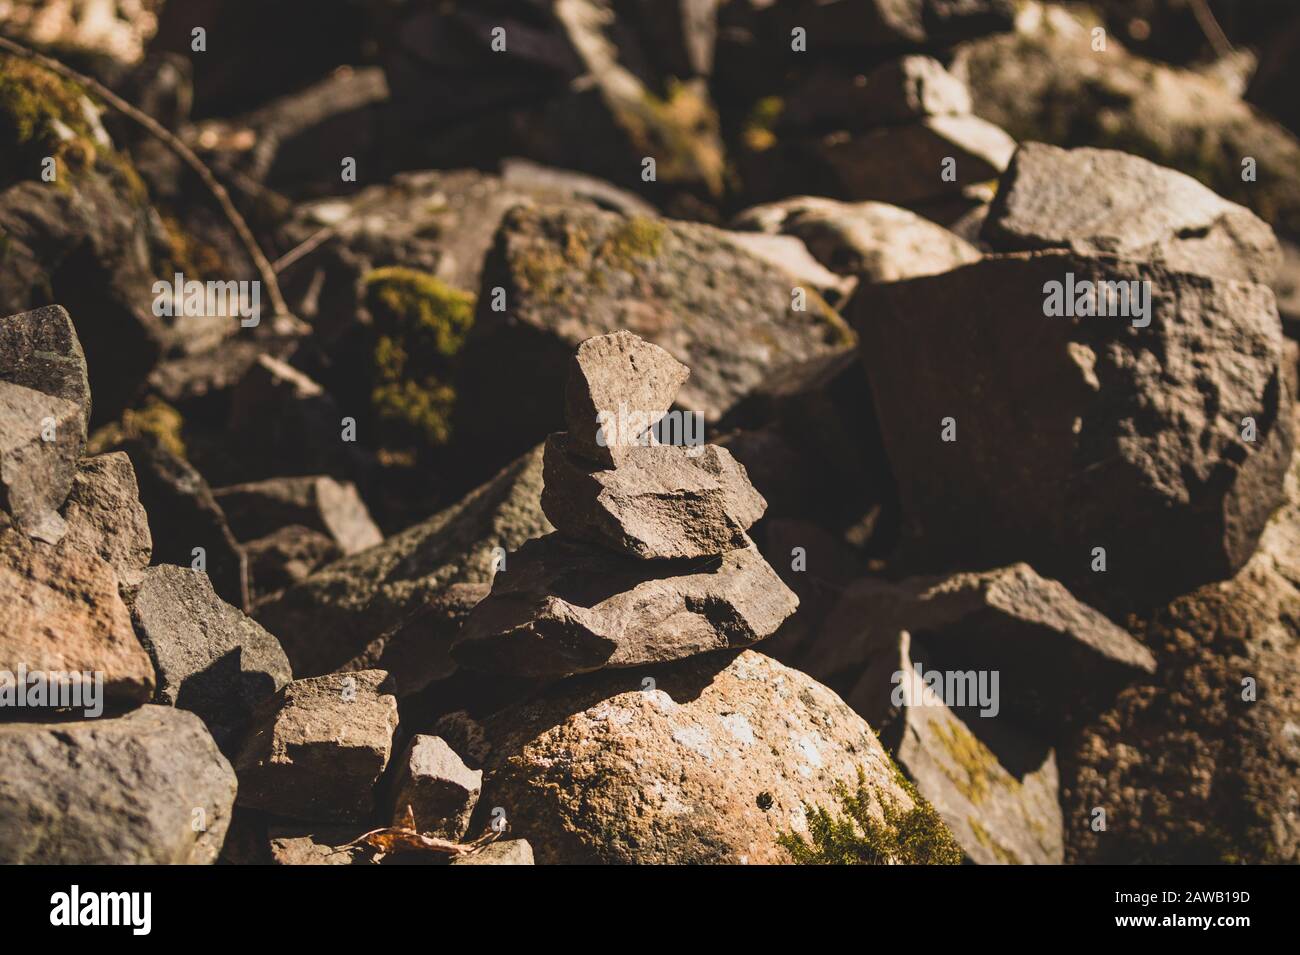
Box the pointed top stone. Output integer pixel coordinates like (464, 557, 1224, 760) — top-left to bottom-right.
(564, 331, 689, 467)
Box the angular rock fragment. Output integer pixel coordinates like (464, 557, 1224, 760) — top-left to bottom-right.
(0, 305, 91, 439)
(59, 452, 152, 588)
(983, 143, 1280, 284)
(453, 533, 795, 680)
(854, 251, 1293, 603)
(214, 475, 382, 555)
(0, 705, 235, 864)
(233, 670, 399, 823)
(562, 330, 690, 468)
(808, 565, 1155, 734)
(130, 564, 292, 751)
(450, 840, 535, 866)
(115, 434, 250, 611)
(843, 631, 1064, 865)
(268, 826, 368, 865)
(465, 650, 919, 864)
(256, 446, 551, 677)
(541, 435, 764, 559)
(243, 525, 341, 603)
(0, 381, 82, 542)
(388, 735, 482, 838)
(0, 527, 155, 706)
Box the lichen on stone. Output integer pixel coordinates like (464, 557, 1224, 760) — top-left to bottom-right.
(363, 266, 476, 448)
(930, 716, 1009, 805)
(88, 395, 187, 459)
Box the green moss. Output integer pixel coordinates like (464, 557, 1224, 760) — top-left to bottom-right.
(743, 96, 784, 152)
(0, 54, 98, 186)
(88, 396, 187, 459)
(363, 267, 476, 448)
(596, 216, 666, 270)
(623, 79, 725, 198)
(931, 716, 1008, 806)
(969, 818, 1021, 865)
(779, 767, 963, 865)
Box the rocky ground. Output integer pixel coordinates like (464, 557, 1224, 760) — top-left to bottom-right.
(2, 0, 1299, 865)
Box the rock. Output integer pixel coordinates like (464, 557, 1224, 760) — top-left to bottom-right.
(806, 565, 1155, 736)
(0, 0, 161, 66)
(388, 735, 482, 838)
(732, 197, 981, 281)
(59, 452, 152, 588)
(129, 564, 292, 752)
(255, 446, 552, 678)
(466, 649, 917, 864)
(982, 143, 1281, 285)
(853, 251, 1294, 604)
(213, 475, 382, 555)
(0, 705, 235, 863)
(842, 630, 1064, 864)
(541, 435, 765, 559)
(0, 305, 91, 439)
(451, 839, 535, 866)
(453, 533, 796, 680)
(0, 381, 82, 542)
(243, 525, 342, 603)
(499, 159, 659, 218)
(455, 205, 852, 468)
(562, 330, 690, 469)
(268, 826, 367, 865)
(233, 670, 399, 823)
(114, 435, 250, 611)
(1063, 409, 1300, 864)
(721, 232, 857, 306)
(955, 2, 1300, 237)
(341, 582, 488, 700)
(0, 527, 155, 706)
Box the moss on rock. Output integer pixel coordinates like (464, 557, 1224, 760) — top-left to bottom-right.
(88, 396, 187, 460)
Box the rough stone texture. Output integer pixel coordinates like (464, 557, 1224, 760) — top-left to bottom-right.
(0, 380, 82, 542)
(464, 649, 915, 864)
(806, 565, 1155, 736)
(59, 452, 152, 588)
(130, 564, 292, 752)
(562, 329, 690, 469)
(732, 196, 980, 281)
(389, 735, 482, 838)
(214, 475, 382, 555)
(114, 435, 250, 612)
(256, 447, 552, 677)
(983, 143, 1281, 285)
(0, 305, 91, 439)
(454, 205, 852, 469)
(720, 231, 857, 306)
(0, 527, 155, 704)
(0, 705, 235, 864)
(843, 630, 1063, 865)
(453, 533, 797, 680)
(451, 839, 535, 865)
(1064, 409, 1300, 864)
(233, 670, 399, 823)
(341, 582, 488, 699)
(243, 525, 341, 603)
(542, 435, 765, 559)
(955, 2, 1300, 238)
(268, 826, 367, 865)
(854, 250, 1294, 604)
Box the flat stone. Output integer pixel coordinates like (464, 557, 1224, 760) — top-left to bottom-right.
(451, 839, 535, 865)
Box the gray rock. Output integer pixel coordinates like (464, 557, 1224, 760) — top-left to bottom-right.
(983, 143, 1281, 284)
(0, 381, 81, 542)
(388, 735, 482, 838)
(854, 251, 1293, 603)
(452, 533, 797, 680)
(0, 305, 91, 440)
(233, 670, 399, 823)
(256, 446, 552, 677)
(0, 527, 155, 706)
(213, 475, 382, 555)
(451, 839, 535, 865)
(466, 649, 917, 864)
(808, 564, 1155, 735)
(60, 452, 152, 588)
(732, 196, 980, 281)
(562, 330, 690, 469)
(541, 434, 765, 559)
(0, 705, 235, 863)
(720, 231, 857, 306)
(130, 564, 292, 752)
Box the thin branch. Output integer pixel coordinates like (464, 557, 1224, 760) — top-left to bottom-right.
(1188, 0, 1233, 60)
(0, 34, 290, 318)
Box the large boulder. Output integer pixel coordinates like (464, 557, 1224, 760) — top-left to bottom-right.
(854, 250, 1293, 604)
(0, 705, 235, 863)
(461, 649, 922, 864)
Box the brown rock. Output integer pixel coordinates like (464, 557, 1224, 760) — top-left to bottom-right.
(388, 735, 482, 838)
(59, 452, 152, 588)
(0, 305, 91, 440)
(214, 475, 382, 555)
(0, 381, 82, 543)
